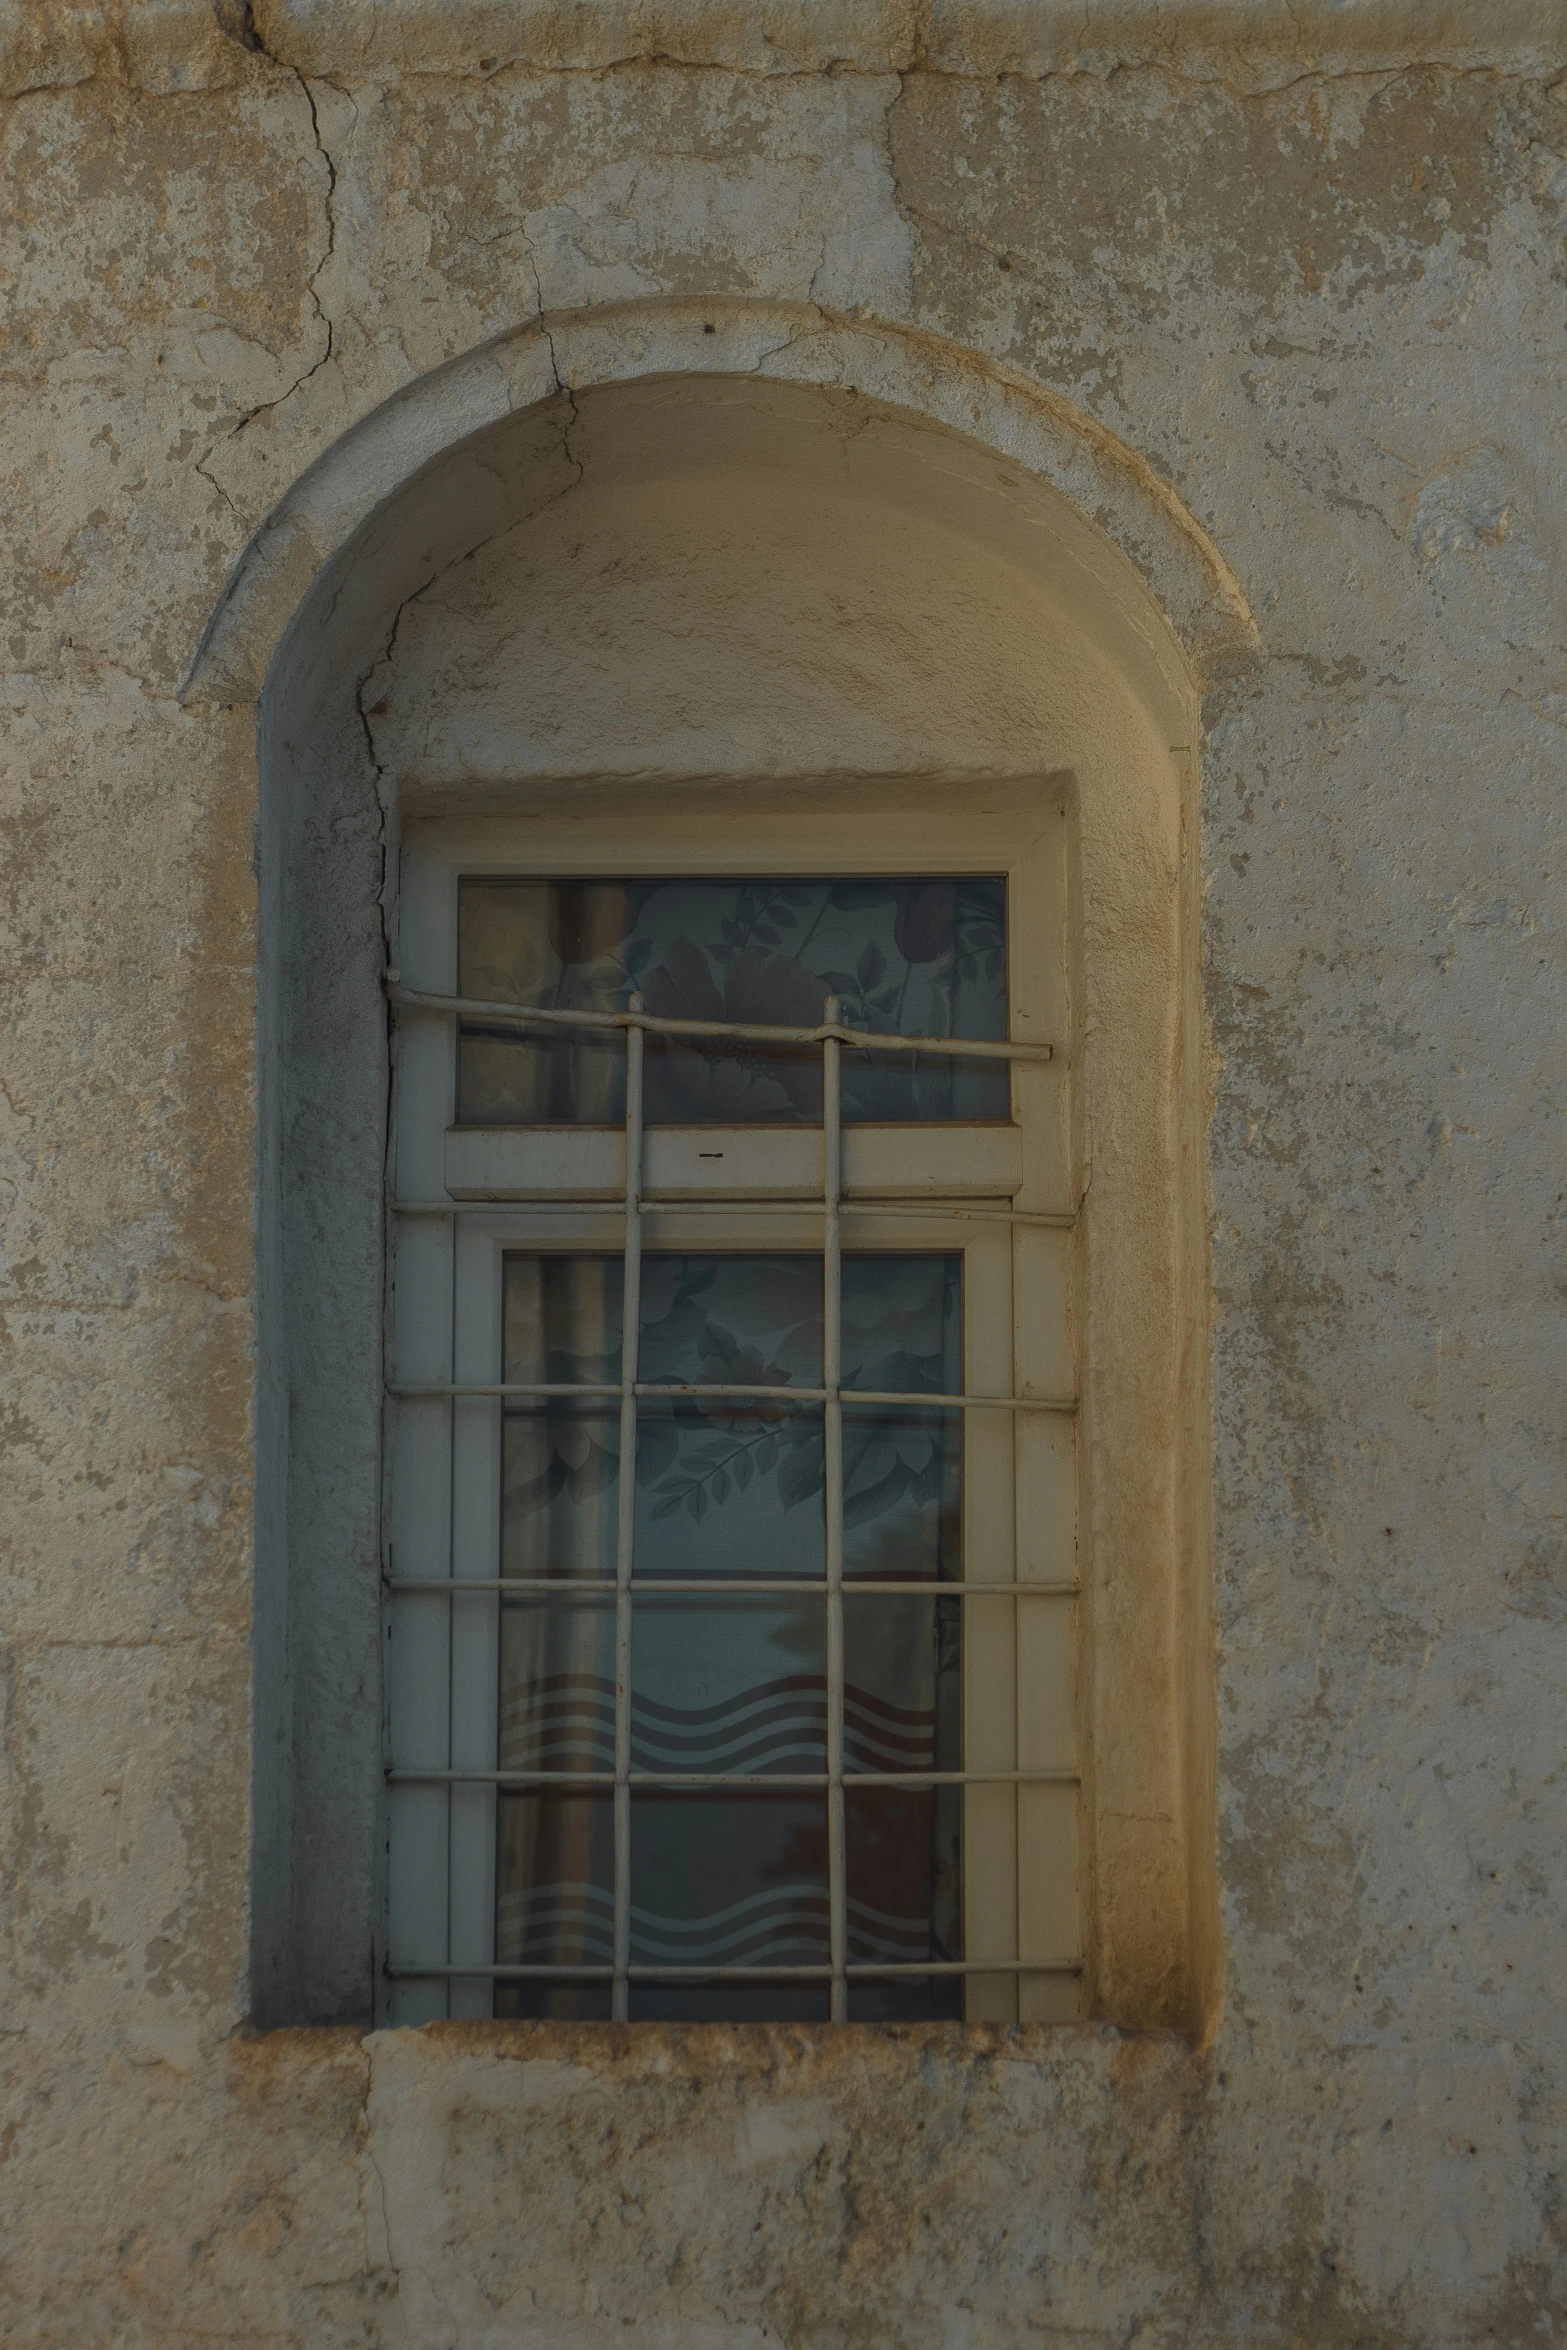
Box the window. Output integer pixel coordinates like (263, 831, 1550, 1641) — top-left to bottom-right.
(384, 801, 1077, 2024)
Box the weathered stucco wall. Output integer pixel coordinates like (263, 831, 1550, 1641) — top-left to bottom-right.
(2, 3, 1564, 2342)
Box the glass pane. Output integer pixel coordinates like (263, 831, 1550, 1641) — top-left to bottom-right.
(634, 1254, 825, 1581)
(842, 1254, 962, 1581)
(458, 875, 1009, 1124)
(494, 1791, 613, 2021)
(633, 1595, 826, 1777)
(499, 1594, 614, 1775)
(496, 1257, 618, 2020)
(629, 1790, 829, 2022)
(846, 1786, 963, 2022)
(502, 1254, 622, 1580)
(843, 1593, 961, 1774)
(631, 1979, 831, 2025)
(843, 1589, 964, 2019)
(842, 1251, 962, 2020)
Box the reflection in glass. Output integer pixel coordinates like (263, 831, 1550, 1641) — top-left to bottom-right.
(458, 875, 1009, 1125)
(493, 1250, 965, 2022)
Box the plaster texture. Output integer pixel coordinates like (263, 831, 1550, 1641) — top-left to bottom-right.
(1, 3, 1564, 2344)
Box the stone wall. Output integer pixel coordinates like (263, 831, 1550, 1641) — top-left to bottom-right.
(2, 4, 1564, 2342)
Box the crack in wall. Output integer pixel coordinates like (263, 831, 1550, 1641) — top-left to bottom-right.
(883, 66, 914, 266)
(6, 59, 1562, 111)
(187, 10, 344, 521)
(7, 2, 1567, 107)
(229, 62, 340, 437)
(357, 2043, 404, 2317)
(193, 453, 245, 527)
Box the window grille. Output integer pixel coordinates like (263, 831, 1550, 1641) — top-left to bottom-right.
(384, 839, 1080, 2026)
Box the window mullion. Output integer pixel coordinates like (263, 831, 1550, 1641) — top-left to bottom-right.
(612, 996, 645, 2024)
(822, 997, 847, 2025)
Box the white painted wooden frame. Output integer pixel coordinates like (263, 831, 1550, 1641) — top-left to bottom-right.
(384, 799, 1078, 2026)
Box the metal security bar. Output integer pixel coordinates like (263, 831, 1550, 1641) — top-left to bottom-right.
(387, 980, 1052, 1063)
(389, 1770, 1077, 1788)
(394, 1201, 1076, 1228)
(386, 1961, 1082, 1983)
(385, 1580, 1078, 1595)
(389, 1383, 1071, 1409)
(821, 1001, 846, 2015)
(386, 976, 1072, 2020)
(610, 998, 646, 2017)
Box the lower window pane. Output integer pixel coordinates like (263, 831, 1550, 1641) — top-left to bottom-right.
(846, 1784, 963, 2022)
(633, 1594, 826, 1776)
(843, 1591, 962, 1778)
(495, 1791, 613, 2020)
(502, 1253, 622, 1580)
(497, 1980, 615, 2022)
(630, 1980, 832, 2024)
(635, 1253, 826, 1581)
(630, 1790, 828, 2017)
(841, 1253, 962, 1582)
(489, 1248, 971, 2023)
(500, 1593, 614, 1775)
(846, 1976, 962, 2023)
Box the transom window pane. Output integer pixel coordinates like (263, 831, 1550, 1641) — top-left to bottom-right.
(457, 876, 1009, 1124)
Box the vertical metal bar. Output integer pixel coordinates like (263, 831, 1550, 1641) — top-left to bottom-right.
(822, 997, 847, 2022)
(612, 995, 645, 2022)
(445, 1173, 458, 2018)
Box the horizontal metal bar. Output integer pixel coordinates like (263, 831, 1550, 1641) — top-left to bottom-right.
(392, 1198, 1077, 1228)
(392, 1380, 622, 1399)
(385, 1578, 1079, 1597)
(846, 1204, 1075, 1229)
(389, 1380, 1075, 1412)
(857, 1960, 1082, 1979)
(836, 1771, 1077, 1787)
(387, 1769, 1079, 1788)
(389, 981, 1052, 1064)
(385, 1959, 1081, 1981)
(847, 1389, 1073, 1412)
(388, 1381, 805, 1400)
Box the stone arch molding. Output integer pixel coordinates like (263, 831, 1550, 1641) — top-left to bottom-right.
(185, 297, 1256, 715)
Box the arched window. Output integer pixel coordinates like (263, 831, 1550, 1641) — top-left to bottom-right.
(245, 347, 1218, 2036)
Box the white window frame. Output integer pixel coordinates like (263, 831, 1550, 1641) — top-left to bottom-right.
(383, 798, 1080, 2026)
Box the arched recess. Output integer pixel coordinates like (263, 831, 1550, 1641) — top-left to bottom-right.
(221, 303, 1255, 2033)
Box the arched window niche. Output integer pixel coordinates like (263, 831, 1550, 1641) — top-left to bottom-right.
(220, 317, 1246, 2036)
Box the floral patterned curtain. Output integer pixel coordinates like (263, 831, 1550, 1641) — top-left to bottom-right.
(494, 1251, 963, 2023)
(458, 875, 1008, 1127)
